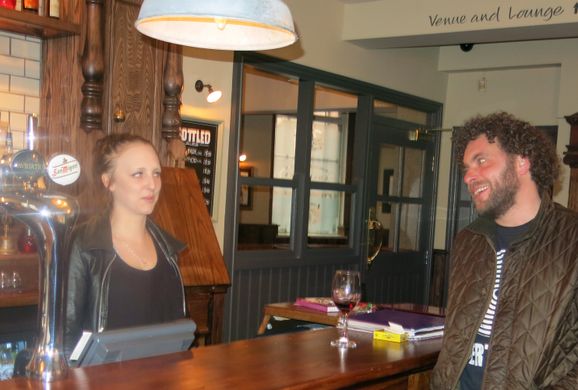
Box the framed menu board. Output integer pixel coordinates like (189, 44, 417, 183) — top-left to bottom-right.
(180, 119, 219, 214)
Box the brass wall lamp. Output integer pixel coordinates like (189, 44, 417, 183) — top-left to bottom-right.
(195, 80, 222, 103)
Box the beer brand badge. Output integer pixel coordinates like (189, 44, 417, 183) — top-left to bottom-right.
(47, 154, 81, 185)
(10, 150, 45, 181)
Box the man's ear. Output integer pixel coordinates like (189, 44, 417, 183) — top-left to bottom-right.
(517, 156, 531, 175)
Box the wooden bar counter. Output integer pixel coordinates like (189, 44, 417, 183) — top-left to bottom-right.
(3, 327, 441, 389)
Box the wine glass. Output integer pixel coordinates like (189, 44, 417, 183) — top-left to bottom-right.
(330, 270, 361, 349)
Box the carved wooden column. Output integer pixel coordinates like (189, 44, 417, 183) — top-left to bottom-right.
(161, 43, 185, 167)
(80, 0, 105, 131)
(563, 112, 578, 212)
(162, 43, 184, 140)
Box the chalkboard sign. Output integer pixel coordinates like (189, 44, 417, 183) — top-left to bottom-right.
(180, 120, 218, 214)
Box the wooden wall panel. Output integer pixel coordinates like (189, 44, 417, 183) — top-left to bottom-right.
(230, 263, 347, 341)
(152, 167, 229, 287)
(104, 0, 165, 148)
(40, 5, 103, 217)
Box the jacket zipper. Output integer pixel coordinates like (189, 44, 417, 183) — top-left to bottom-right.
(98, 253, 117, 332)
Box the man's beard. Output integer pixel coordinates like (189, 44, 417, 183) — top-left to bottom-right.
(473, 158, 519, 220)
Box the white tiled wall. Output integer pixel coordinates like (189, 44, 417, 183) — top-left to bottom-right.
(0, 31, 41, 151)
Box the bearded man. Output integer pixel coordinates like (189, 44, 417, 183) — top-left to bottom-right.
(431, 112, 578, 389)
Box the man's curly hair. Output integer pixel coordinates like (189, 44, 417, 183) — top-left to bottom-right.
(453, 112, 559, 195)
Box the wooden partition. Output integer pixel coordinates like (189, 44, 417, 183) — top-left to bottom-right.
(564, 113, 578, 212)
(152, 167, 230, 345)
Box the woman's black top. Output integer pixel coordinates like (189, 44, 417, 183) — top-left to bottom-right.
(107, 241, 184, 330)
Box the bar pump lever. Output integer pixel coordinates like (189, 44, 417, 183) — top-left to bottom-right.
(0, 114, 79, 382)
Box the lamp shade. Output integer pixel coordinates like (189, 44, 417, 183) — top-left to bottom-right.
(135, 0, 297, 50)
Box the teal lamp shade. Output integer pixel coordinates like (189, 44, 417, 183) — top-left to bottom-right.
(135, 0, 298, 50)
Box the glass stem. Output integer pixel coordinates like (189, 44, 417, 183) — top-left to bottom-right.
(341, 313, 349, 341)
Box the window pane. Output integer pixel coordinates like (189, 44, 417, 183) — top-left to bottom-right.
(311, 85, 357, 184)
(273, 115, 296, 180)
(240, 66, 298, 179)
(377, 144, 401, 196)
(457, 205, 474, 231)
(272, 186, 293, 237)
(402, 148, 425, 197)
(459, 180, 470, 200)
(310, 115, 347, 184)
(307, 190, 350, 248)
(237, 185, 292, 251)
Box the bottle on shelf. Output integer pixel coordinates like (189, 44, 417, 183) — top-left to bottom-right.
(18, 226, 37, 254)
(22, 0, 38, 13)
(47, 0, 58, 18)
(0, 0, 17, 10)
(26, 113, 37, 151)
(5, 129, 13, 156)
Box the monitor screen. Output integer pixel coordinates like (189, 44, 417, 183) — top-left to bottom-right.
(70, 319, 196, 367)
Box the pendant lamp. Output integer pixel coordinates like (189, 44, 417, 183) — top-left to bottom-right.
(135, 0, 297, 50)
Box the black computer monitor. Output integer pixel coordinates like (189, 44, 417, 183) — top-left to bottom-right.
(69, 319, 196, 367)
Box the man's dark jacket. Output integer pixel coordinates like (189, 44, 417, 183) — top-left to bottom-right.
(432, 198, 578, 389)
(63, 213, 187, 359)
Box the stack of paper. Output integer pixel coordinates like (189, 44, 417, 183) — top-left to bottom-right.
(348, 308, 444, 340)
(294, 297, 339, 313)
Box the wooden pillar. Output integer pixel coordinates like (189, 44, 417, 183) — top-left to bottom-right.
(80, 0, 104, 132)
(563, 113, 578, 212)
(161, 43, 185, 167)
(162, 43, 183, 140)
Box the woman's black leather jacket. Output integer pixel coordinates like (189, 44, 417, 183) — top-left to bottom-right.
(63, 213, 187, 359)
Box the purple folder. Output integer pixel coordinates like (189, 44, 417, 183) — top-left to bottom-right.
(348, 308, 445, 339)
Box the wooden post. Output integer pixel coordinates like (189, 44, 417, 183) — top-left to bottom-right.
(563, 112, 578, 212)
(162, 43, 183, 140)
(80, 0, 104, 132)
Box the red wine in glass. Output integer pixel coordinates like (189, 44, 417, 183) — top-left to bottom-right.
(334, 300, 357, 315)
(330, 270, 361, 349)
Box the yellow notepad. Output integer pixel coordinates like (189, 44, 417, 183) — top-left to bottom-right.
(373, 329, 408, 343)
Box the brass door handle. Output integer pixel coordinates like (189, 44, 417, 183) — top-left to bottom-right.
(367, 208, 384, 269)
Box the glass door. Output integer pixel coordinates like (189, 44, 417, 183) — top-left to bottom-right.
(364, 116, 437, 305)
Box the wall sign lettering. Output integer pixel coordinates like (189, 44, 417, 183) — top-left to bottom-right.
(180, 120, 218, 214)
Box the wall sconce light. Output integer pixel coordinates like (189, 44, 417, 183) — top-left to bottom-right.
(239, 153, 247, 162)
(135, 0, 298, 51)
(195, 80, 222, 103)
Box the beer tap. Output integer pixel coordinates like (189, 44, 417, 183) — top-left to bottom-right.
(0, 114, 79, 382)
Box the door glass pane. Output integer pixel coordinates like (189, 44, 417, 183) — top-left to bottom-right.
(402, 148, 425, 197)
(237, 185, 292, 250)
(377, 144, 401, 196)
(399, 204, 421, 251)
(307, 190, 350, 247)
(375, 201, 396, 251)
(241, 66, 298, 179)
(457, 204, 474, 231)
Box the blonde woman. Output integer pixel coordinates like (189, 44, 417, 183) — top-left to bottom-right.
(64, 133, 187, 359)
